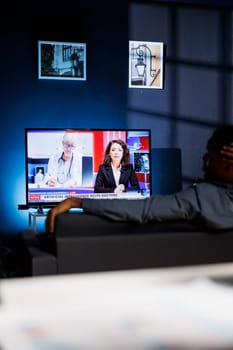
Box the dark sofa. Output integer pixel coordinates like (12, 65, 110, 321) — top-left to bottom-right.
(19, 211, 233, 276)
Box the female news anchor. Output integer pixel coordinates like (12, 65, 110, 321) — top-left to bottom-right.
(94, 139, 140, 193)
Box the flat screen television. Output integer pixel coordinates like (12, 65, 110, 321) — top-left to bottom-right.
(25, 128, 152, 210)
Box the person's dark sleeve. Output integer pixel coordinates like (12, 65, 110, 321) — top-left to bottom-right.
(82, 187, 200, 223)
(126, 165, 140, 191)
(94, 166, 115, 193)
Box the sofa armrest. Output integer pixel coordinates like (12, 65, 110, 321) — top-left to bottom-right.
(19, 230, 57, 276)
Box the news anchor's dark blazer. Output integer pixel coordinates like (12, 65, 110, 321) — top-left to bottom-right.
(94, 164, 140, 193)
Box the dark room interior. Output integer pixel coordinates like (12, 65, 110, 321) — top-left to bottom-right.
(0, 1, 233, 348)
(0, 0, 232, 273)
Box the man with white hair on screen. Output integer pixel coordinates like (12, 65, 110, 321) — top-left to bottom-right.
(44, 131, 82, 187)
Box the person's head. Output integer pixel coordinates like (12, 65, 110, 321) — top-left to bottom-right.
(203, 124, 233, 184)
(62, 132, 77, 158)
(103, 139, 130, 165)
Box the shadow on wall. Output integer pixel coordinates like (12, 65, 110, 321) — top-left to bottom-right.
(127, 1, 233, 188)
(151, 148, 182, 195)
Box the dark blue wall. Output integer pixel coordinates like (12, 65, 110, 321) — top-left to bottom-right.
(0, 0, 232, 235)
(127, 1, 233, 185)
(0, 1, 129, 234)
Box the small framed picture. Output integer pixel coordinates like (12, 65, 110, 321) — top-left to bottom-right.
(129, 41, 164, 89)
(38, 40, 86, 81)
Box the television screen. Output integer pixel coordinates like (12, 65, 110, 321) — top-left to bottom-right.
(25, 128, 152, 208)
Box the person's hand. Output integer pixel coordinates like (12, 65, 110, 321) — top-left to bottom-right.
(45, 198, 83, 234)
(47, 178, 58, 187)
(221, 143, 233, 165)
(114, 184, 125, 193)
(46, 208, 57, 235)
(220, 143, 233, 184)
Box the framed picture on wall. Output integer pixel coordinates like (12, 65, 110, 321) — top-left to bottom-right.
(129, 41, 164, 89)
(38, 40, 87, 81)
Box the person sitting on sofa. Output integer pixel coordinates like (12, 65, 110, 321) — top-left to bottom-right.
(46, 125, 233, 233)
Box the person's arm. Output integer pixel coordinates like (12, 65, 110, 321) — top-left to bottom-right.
(94, 166, 115, 193)
(126, 165, 140, 191)
(66, 153, 82, 187)
(83, 186, 200, 223)
(46, 198, 83, 234)
(46, 186, 200, 234)
(44, 154, 59, 187)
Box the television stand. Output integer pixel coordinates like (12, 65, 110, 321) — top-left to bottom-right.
(37, 205, 44, 214)
(29, 206, 49, 232)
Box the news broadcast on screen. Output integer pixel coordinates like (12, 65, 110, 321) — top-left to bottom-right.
(26, 128, 152, 208)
